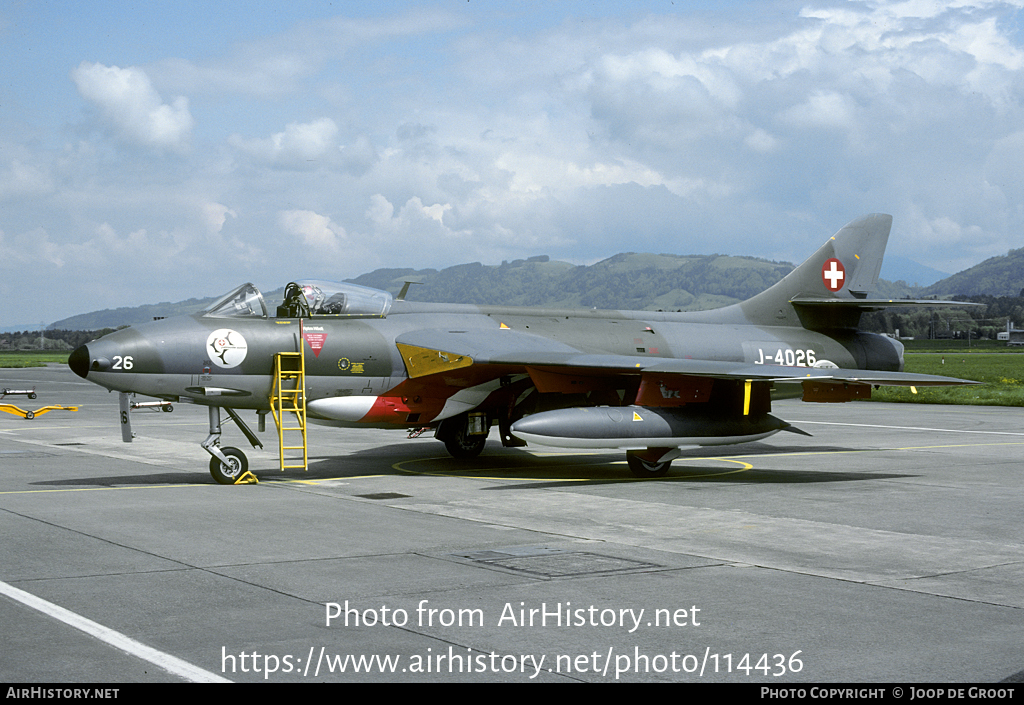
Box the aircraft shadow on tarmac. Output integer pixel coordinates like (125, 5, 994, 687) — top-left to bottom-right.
(29, 441, 917, 489)
(30, 472, 225, 488)
(306, 440, 919, 489)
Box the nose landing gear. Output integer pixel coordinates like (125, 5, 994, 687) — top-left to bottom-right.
(202, 406, 262, 484)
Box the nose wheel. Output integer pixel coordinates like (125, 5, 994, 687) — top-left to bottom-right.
(209, 446, 249, 485)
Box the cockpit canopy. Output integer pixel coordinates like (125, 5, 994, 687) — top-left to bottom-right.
(201, 283, 268, 318)
(278, 280, 393, 318)
(201, 280, 393, 319)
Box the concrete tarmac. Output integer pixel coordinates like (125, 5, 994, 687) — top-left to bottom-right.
(1, 364, 1022, 683)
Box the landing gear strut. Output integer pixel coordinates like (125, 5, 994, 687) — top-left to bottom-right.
(202, 406, 262, 484)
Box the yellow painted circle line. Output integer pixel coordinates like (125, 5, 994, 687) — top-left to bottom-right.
(392, 454, 753, 481)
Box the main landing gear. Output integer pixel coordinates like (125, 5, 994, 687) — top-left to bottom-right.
(202, 406, 262, 485)
(435, 411, 490, 458)
(622, 450, 671, 479)
(436, 411, 677, 479)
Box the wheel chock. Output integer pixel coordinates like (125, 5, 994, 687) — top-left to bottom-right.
(233, 470, 259, 485)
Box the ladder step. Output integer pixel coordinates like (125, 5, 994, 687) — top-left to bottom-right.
(271, 351, 308, 473)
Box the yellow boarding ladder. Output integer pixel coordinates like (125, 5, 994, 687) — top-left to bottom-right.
(270, 352, 308, 472)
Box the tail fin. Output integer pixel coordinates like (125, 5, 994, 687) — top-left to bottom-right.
(737, 214, 892, 329)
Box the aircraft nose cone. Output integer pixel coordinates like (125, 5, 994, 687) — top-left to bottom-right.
(68, 345, 90, 379)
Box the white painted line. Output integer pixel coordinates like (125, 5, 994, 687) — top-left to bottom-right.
(792, 420, 1024, 436)
(0, 579, 230, 683)
(0, 435, 174, 466)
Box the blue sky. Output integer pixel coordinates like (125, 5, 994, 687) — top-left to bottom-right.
(3, 0, 1024, 325)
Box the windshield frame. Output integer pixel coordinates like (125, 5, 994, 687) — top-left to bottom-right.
(200, 283, 268, 319)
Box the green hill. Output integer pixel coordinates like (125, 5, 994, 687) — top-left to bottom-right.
(50, 298, 217, 331)
(924, 247, 1024, 298)
(350, 252, 796, 311)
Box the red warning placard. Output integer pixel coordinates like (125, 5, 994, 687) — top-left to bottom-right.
(303, 331, 327, 358)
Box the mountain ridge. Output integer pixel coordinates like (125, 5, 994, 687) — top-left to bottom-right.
(47, 246, 1023, 330)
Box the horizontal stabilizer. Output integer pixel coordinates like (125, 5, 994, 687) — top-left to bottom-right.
(791, 297, 982, 312)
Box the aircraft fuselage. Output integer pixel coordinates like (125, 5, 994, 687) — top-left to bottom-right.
(70, 301, 903, 428)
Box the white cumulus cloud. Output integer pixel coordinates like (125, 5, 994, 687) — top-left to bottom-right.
(0, 159, 53, 200)
(229, 118, 339, 169)
(71, 62, 194, 151)
(202, 203, 238, 234)
(279, 209, 347, 254)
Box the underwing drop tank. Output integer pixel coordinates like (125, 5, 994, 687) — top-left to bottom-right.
(509, 405, 795, 450)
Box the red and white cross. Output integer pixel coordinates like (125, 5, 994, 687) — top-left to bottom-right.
(822, 258, 845, 292)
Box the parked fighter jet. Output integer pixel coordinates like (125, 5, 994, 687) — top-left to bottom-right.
(69, 214, 974, 483)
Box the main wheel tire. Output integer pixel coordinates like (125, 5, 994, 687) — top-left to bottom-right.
(626, 452, 671, 478)
(209, 446, 248, 485)
(439, 413, 488, 459)
(444, 433, 487, 459)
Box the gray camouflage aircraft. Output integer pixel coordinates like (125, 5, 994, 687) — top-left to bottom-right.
(69, 214, 974, 483)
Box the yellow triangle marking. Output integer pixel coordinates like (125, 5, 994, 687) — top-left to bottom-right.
(632, 411, 643, 421)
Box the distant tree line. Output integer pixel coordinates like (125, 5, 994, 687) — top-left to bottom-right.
(0, 328, 120, 351)
(860, 295, 1024, 339)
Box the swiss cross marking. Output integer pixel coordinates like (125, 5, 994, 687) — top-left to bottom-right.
(822, 258, 845, 292)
